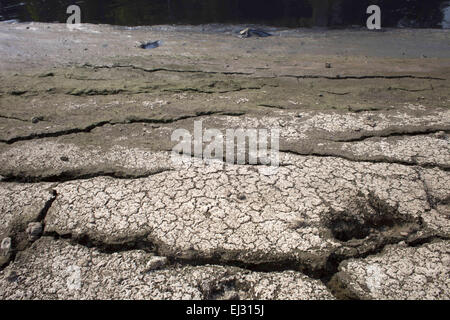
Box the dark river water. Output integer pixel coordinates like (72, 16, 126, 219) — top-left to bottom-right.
(1, 0, 449, 28)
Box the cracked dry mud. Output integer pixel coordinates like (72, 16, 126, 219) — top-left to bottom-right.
(0, 23, 449, 300)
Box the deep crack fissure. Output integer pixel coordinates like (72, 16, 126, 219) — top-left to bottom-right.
(0, 188, 57, 271)
(80, 63, 254, 76)
(280, 148, 450, 172)
(0, 111, 226, 145)
(0, 168, 173, 183)
(329, 128, 450, 143)
(281, 74, 446, 81)
(80, 64, 446, 81)
(37, 225, 445, 283)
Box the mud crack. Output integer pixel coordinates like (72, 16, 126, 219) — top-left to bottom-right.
(80, 63, 254, 76)
(0, 111, 227, 145)
(0, 188, 57, 271)
(0, 167, 173, 183)
(281, 74, 446, 81)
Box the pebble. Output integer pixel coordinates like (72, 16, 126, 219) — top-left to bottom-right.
(146, 256, 168, 271)
(26, 222, 43, 241)
(5, 270, 18, 282)
(31, 116, 43, 124)
(325, 62, 331, 68)
(434, 131, 446, 139)
(400, 232, 409, 237)
(237, 194, 247, 200)
(1, 237, 12, 254)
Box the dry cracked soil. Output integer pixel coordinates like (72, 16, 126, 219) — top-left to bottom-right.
(0, 22, 449, 300)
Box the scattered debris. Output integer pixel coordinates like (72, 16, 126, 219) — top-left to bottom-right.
(235, 98, 249, 104)
(143, 100, 170, 109)
(137, 40, 162, 49)
(239, 28, 271, 38)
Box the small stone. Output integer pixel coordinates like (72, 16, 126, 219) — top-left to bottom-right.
(325, 62, 331, 68)
(146, 256, 167, 271)
(26, 222, 43, 241)
(31, 116, 43, 123)
(60, 156, 69, 162)
(38, 72, 54, 78)
(296, 113, 302, 119)
(400, 232, 409, 237)
(237, 194, 246, 200)
(434, 131, 446, 139)
(290, 218, 307, 230)
(1, 237, 12, 254)
(5, 270, 18, 282)
(221, 291, 240, 300)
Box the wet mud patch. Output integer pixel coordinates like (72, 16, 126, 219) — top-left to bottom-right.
(323, 192, 422, 243)
(200, 276, 244, 300)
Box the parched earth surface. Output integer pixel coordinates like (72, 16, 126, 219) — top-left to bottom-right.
(0, 22, 449, 300)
